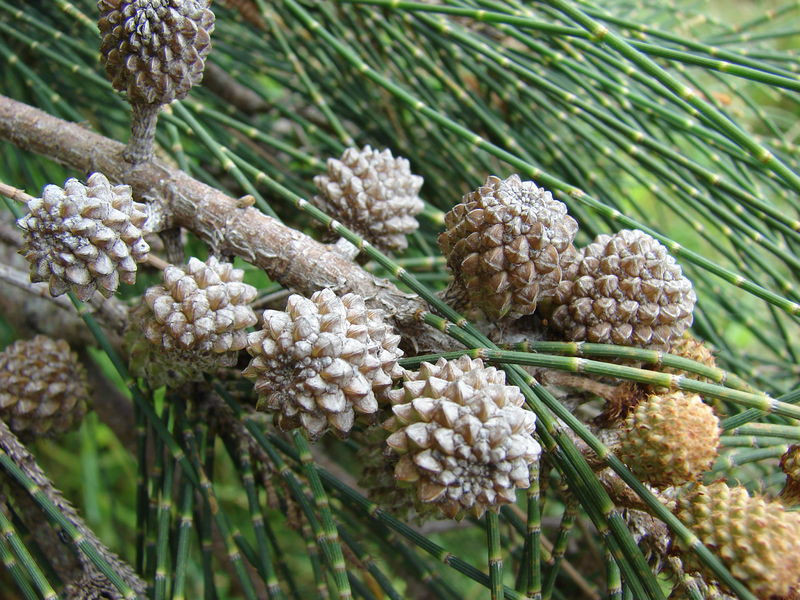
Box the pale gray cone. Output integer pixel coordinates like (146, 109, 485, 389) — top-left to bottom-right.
(17, 172, 150, 301)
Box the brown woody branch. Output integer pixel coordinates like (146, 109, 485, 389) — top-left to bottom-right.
(0, 94, 450, 353)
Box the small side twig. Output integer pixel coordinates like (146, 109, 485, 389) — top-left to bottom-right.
(0, 181, 31, 205)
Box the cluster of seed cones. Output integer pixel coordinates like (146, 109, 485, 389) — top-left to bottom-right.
(439, 174, 696, 351)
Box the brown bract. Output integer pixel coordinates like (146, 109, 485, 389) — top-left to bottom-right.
(780, 444, 800, 505)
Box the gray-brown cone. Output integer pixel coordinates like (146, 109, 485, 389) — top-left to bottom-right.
(98, 0, 215, 105)
(243, 288, 404, 439)
(550, 229, 695, 350)
(313, 145, 424, 253)
(141, 256, 258, 355)
(439, 174, 579, 320)
(17, 173, 150, 301)
(128, 256, 256, 387)
(0, 336, 90, 437)
(384, 356, 540, 519)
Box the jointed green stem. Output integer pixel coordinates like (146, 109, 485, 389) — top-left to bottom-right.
(487, 511, 505, 600)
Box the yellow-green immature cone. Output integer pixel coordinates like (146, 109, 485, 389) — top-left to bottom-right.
(383, 356, 540, 519)
(674, 482, 800, 599)
(0, 336, 89, 437)
(617, 391, 719, 488)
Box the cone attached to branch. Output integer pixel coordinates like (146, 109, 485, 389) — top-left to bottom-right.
(243, 288, 403, 439)
(550, 229, 695, 350)
(98, 0, 215, 162)
(780, 444, 800, 505)
(383, 356, 540, 519)
(312, 145, 424, 253)
(439, 174, 579, 320)
(17, 173, 150, 301)
(0, 336, 89, 437)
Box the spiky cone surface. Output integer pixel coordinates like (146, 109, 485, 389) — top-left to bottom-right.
(0, 336, 89, 437)
(617, 391, 719, 488)
(383, 356, 540, 519)
(142, 256, 257, 353)
(243, 288, 403, 439)
(17, 173, 150, 301)
(595, 380, 650, 427)
(779, 445, 800, 505)
(97, 0, 215, 106)
(312, 145, 424, 253)
(550, 229, 696, 350)
(674, 482, 800, 599)
(438, 174, 579, 320)
(664, 333, 717, 374)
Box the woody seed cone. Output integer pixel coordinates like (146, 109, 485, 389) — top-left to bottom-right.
(0, 336, 89, 437)
(243, 289, 403, 439)
(17, 173, 150, 301)
(439, 175, 579, 320)
(384, 356, 540, 518)
(313, 145, 424, 253)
